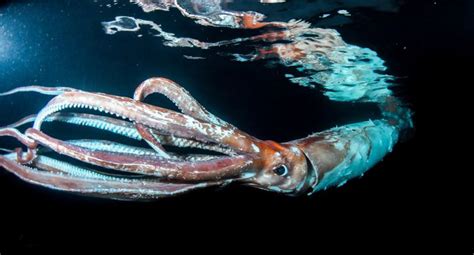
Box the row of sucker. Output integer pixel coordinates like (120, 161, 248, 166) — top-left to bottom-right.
(3, 153, 141, 182)
(68, 140, 224, 162)
(6, 112, 238, 157)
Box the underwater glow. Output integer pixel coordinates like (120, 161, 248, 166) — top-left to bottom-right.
(0, 0, 412, 200)
(0, 25, 13, 62)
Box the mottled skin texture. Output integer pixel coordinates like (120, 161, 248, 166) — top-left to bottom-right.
(0, 77, 404, 200)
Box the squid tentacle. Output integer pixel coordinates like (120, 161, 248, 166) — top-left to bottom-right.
(0, 153, 217, 200)
(32, 91, 259, 153)
(0, 85, 259, 196)
(134, 124, 171, 158)
(0, 127, 38, 163)
(8, 113, 141, 139)
(67, 139, 223, 162)
(132, 77, 254, 157)
(0, 127, 36, 148)
(0, 87, 166, 157)
(26, 128, 255, 181)
(6, 113, 238, 156)
(0, 85, 80, 96)
(0, 84, 254, 155)
(67, 139, 172, 158)
(134, 77, 232, 127)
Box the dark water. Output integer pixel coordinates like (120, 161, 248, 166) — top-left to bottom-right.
(0, 0, 470, 252)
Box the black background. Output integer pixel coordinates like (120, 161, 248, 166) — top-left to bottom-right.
(0, 0, 470, 252)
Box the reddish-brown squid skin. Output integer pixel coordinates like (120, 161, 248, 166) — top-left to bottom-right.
(289, 134, 346, 191)
(0, 76, 404, 199)
(243, 139, 311, 194)
(0, 154, 220, 200)
(25, 128, 255, 181)
(0, 128, 38, 163)
(36, 91, 259, 153)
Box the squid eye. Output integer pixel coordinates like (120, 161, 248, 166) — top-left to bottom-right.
(273, 165, 288, 176)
